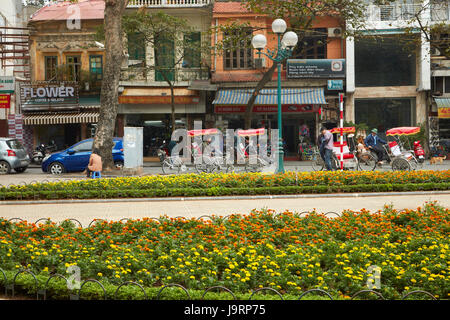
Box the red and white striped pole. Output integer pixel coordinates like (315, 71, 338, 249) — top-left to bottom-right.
(339, 93, 344, 170)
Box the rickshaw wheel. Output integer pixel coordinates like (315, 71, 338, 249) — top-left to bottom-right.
(391, 158, 411, 171)
(311, 154, 325, 171)
(358, 153, 377, 171)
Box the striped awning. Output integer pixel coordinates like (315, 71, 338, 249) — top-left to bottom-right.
(23, 112, 99, 125)
(212, 87, 327, 105)
(435, 97, 450, 109)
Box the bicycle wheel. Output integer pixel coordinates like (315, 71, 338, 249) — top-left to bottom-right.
(311, 153, 324, 171)
(225, 164, 235, 173)
(195, 163, 208, 174)
(391, 157, 411, 171)
(358, 153, 377, 171)
(162, 159, 180, 174)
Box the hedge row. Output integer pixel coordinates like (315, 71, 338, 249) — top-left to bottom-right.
(1, 182, 449, 201)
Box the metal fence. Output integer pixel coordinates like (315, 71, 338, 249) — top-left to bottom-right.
(0, 267, 439, 300)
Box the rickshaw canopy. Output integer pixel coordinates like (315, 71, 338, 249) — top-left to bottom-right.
(330, 127, 356, 134)
(236, 128, 265, 136)
(187, 128, 219, 137)
(386, 127, 420, 136)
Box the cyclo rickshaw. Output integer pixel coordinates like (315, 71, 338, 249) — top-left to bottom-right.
(375, 126, 423, 171)
(189, 128, 235, 174)
(311, 127, 376, 171)
(236, 128, 275, 172)
(161, 128, 224, 174)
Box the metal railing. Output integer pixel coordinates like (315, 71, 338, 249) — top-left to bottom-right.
(365, 4, 422, 21)
(127, 0, 211, 7)
(431, 1, 450, 21)
(0, 267, 440, 300)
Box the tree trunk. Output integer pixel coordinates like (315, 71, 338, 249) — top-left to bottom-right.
(93, 0, 128, 171)
(244, 62, 278, 129)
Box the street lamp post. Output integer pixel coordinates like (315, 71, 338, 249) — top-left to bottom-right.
(251, 19, 298, 174)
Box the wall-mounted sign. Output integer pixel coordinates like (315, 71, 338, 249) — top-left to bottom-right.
(0, 77, 14, 94)
(0, 94, 11, 108)
(287, 59, 346, 79)
(7, 114, 23, 142)
(215, 104, 319, 114)
(327, 80, 344, 91)
(20, 82, 79, 111)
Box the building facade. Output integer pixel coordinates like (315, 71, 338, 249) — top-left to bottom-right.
(119, 0, 212, 157)
(345, 0, 449, 147)
(26, 0, 105, 150)
(210, 1, 346, 157)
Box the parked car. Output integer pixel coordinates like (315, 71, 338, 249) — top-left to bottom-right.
(0, 138, 31, 174)
(42, 138, 124, 175)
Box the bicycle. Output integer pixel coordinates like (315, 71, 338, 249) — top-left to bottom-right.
(311, 149, 340, 171)
(161, 156, 187, 174)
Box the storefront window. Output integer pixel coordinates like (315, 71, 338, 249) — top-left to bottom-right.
(45, 56, 58, 81)
(355, 37, 416, 87)
(355, 98, 416, 136)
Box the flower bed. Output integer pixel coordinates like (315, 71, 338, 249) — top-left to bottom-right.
(1, 170, 449, 200)
(0, 202, 448, 300)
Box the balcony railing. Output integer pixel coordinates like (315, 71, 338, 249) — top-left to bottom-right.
(366, 4, 422, 21)
(127, 0, 211, 7)
(431, 1, 449, 21)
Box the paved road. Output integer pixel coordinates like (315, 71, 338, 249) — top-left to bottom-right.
(1, 193, 448, 227)
(0, 160, 449, 186)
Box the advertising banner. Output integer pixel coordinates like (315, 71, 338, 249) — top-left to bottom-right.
(0, 94, 11, 108)
(0, 76, 14, 93)
(287, 59, 346, 79)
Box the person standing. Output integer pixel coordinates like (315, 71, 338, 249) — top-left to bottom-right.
(86, 148, 102, 178)
(320, 127, 334, 171)
(364, 128, 387, 164)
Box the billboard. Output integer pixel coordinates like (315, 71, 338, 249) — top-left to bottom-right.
(287, 59, 346, 79)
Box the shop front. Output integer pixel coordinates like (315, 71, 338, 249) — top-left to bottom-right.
(118, 86, 206, 157)
(19, 82, 101, 152)
(212, 88, 327, 157)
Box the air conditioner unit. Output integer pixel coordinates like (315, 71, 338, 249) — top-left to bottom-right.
(328, 27, 342, 38)
(254, 58, 266, 69)
(431, 47, 441, 56)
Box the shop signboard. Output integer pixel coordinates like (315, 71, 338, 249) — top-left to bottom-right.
(7, 114, 24, 142)
(0, 94, 11, 108)
(327, 80, 344, 91)
(20, 82, 79, 111)
(438, 106, 450, 118)
(215, 104, 319, 113)
(287, 59, 345, 79)
(0, 77, 14, 94)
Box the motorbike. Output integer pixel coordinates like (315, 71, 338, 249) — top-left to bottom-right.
(32, 141, 57, 164)
(413, 140, 425, 163)
(156, 140, 168, 163)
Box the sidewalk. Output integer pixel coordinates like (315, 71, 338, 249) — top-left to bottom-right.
(1, 192, 448, 227)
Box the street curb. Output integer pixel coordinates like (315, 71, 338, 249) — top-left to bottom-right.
(1, 190, 449, 205)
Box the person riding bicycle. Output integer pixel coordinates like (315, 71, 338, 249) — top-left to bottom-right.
(364, 128, 388, 164)
(319, 127, 334, 171)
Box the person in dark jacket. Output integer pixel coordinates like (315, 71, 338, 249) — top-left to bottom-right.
(364, 128, 387, 164)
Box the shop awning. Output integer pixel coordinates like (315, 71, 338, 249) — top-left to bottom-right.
(435, 97, 450, 119)
(212, 87, 327, 105)
(23, 112, 99, 125)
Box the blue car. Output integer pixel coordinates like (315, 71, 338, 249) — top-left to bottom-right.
(42, 138, 124, 175)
